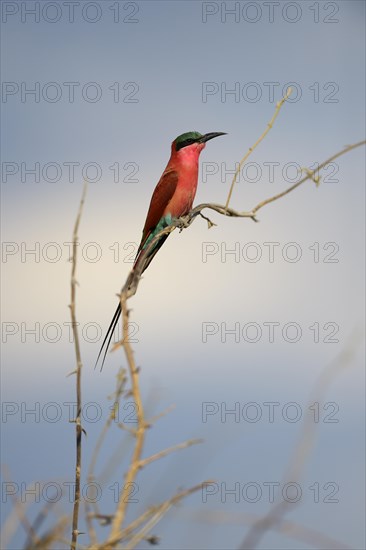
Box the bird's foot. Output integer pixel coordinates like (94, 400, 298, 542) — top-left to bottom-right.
(172, 216, 190, 231)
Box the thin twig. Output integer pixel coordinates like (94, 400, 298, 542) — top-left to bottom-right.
(122, 481, 214, 550)
(240, 330, 362, 550)
(94, 481, 214, 549)
(225, 87, 293, 209)
(24, 500, 58, 549)
(85, 369, 127, 545)
(1, 468, 36, 548)
(138, 438, 203, 469)
(250, 139, 366, 215)
(70, 182, 88, 550)
(190, 509, 351, 550)
(28, 516, 69, 550)
(196, 140, 366, 221)
(147, 403, 176, 425)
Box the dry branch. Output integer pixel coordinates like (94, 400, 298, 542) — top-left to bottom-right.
(69, 182, 88, 550)
(0, 469, 37, 548)
(105, 292, 147, 545)
(94, 481, 214, 549)
(86, 368, 128, 545)
(239, 330, 362, 550)
(190, 509, 351, 550)
(225, 86, 293, 209)
(138, 438, 203, 469)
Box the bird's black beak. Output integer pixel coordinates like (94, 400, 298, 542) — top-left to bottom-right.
(199, 132, 227, 143)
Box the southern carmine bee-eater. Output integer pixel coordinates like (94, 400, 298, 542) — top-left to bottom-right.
(96, 130, 226, 369)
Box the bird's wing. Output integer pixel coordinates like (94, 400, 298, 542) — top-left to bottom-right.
(137, 169, 179, 253)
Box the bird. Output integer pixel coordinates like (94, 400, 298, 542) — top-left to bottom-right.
(96, 131, 226, 369)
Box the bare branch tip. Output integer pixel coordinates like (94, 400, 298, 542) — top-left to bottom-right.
(66, 370, 77, 377)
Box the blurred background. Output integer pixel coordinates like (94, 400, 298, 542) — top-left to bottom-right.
(1, 1, 365, 548)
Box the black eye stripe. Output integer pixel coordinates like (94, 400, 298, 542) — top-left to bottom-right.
(176, 138, 196, 151)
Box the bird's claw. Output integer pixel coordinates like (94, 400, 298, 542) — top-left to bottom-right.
(172, 216, 190, 231)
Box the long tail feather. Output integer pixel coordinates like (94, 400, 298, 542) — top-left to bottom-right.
(95, 302, 121, 371)
(97, 233, 170, 370)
